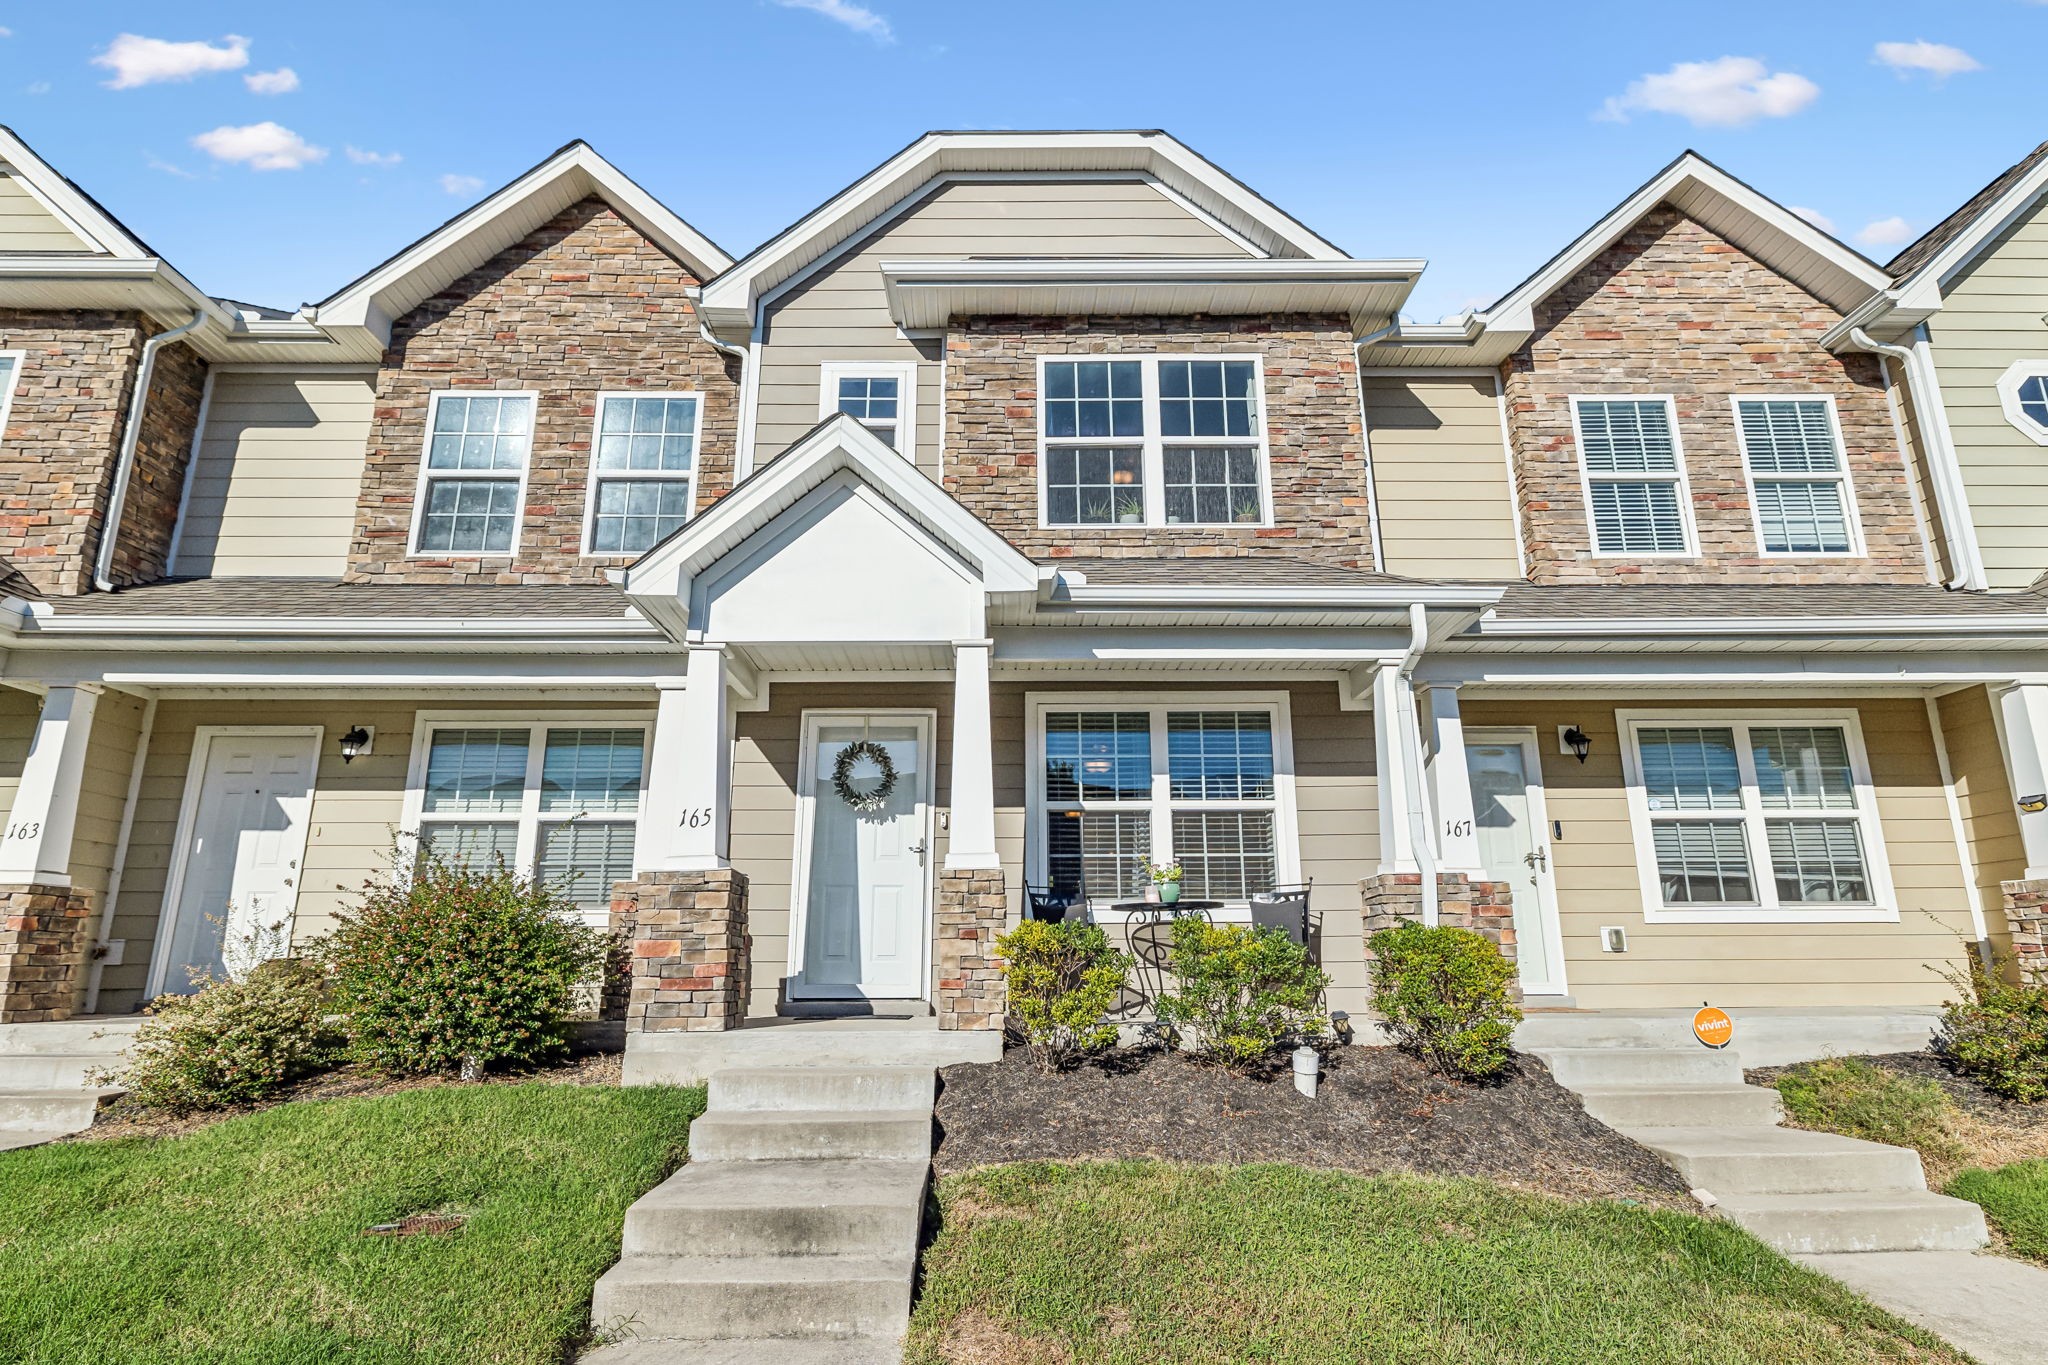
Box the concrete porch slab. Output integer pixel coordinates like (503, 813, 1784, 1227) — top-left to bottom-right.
(1514, 1007, 1943, 1067)
(622, 1018, 1002, 1086)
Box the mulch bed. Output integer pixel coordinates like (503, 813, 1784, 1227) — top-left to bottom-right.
(1748, 1050, 2048, 1139)
(933, 1043, 1692, 1206)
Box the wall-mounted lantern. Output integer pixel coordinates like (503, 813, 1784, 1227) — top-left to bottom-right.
(339, 725, 373, 764)
(1560, 725, 1592, 765)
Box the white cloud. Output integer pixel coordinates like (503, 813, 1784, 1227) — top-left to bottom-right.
(1598, 55, 1819, 128)
(774, 0, 894, 43)
(93, 33, 250, 89)
(191, 122, 327, 171)
(1874, 40, 1982, 80)
(0, 27, 13, 38)
(147, 156, 198, 180)
(438, 173, 485, 196)
(1789, 206, 1836, 234)
(346, 146, 402, 167)
(244, 66, 300, 95)
(1856, 216, 1914, 247)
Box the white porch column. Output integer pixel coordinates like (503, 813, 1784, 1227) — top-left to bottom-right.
(1372, 664, 1418, 873)
(1423, 684, 1484, 875)
(635, 646, 734, 874)
(944, 639, 1000, 871)
(0, 684, 101, 885)
(1995, 683, 2048, 879)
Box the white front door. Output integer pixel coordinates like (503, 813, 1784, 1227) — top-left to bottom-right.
(794, 714, 933, 999)
(1464, 729, 1568, 997)
(154, 729, 321, 996)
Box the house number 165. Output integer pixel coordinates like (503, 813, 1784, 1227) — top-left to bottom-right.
(681, 807, 714, 828)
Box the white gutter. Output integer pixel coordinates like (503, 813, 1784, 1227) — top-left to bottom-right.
(94, 313, 205, 593)
(1477, 613, 2048, 638)
(20, 613, 664, 639)
(1057, 583, 1506, 609)
(1847, 326, 1986, 591)
(85, 693, 156, 1013)
(1397, 602, 1440, 926)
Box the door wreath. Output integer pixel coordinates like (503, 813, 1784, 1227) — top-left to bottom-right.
(830, 739, 897, 812)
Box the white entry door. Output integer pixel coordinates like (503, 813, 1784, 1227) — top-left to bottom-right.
(1464, 729, 1568, 997)
(153, 728, 321, 996)
(794, 714, 933, 1000)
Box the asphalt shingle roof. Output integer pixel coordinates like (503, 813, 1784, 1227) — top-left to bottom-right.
(1047, 555, 1448, 588)
(45, 579, 635, 618)
(1494, 582, 2048, 621)
(1887, 137, 2048, 279)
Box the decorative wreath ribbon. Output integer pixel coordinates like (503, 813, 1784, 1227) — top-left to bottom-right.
(830, 739, 897, 812)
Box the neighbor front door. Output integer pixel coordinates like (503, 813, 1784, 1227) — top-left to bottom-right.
(154, 728, 321, 995)
(1463, 729, 1567, 997)
(795, 714, 932, 999)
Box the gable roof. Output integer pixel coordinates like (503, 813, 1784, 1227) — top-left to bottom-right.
(314, 141, 732, 343)
(1886, 135, 2048, 283)
(695, 130, 1351, 331)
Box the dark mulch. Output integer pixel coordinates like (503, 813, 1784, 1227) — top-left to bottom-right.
(933, 1044, 1692, 1206)
(1748, 1050, 2048, 1136)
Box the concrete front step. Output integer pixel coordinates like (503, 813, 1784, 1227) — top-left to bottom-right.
(1626, 1125, 1927, 1196)
(624, 1021, 1000, 1087)
(1532, 1047, 1744, 1090)
(1515, 1008, 1942, 1068)
(688, 1109, 932, 1163)
(591, 1251, 915, 1341)
(1716, 1190, 1989, 1255)
(1573, 1083, 1783, 1129)
(583, 1333, 903, 1364)
(0, 1019, 142, 1056)
(0, 1054, 126, 1090)
(623, 1159, 928, 1258)
(0, 1087, 119, 1134)
(708, 1066, 936, 1114)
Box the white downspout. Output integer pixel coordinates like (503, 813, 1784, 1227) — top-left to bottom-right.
(94, 314, 204, 592)
(1848, 326, 1985, 591)
(1396, 602, 1439, 925)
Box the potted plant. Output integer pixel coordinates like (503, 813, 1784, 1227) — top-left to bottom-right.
(1233, 497, 1262, 524)
(1144, 858, 1184, 905)
(1115, 493, 1144, 524)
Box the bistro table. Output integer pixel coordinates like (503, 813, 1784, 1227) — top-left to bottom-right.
(1104, 900, 1226, 1013)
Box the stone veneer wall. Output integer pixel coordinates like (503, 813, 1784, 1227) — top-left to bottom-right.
(105, 328, 209, 588)
(0, 884, 95, 1022)
(347, 198, 741, 584)
(1360, 872, 1520, 994)
(612, 869, 750, 1032)
(945, 313, 1373, 566)
(934, 869, 1007, 1031)
(2004, 878, 2048, 987)
(1501, 203, 1927, 585)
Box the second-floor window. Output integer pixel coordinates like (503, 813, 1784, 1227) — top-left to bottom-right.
(1734, 397, 1858, 555)
(1039, 356, 1269, 528)
(412, 391, 535, 556)
(819, 361, 917, 460)
(586, 393, 702, 556)
(1571, 396, 1694, 556)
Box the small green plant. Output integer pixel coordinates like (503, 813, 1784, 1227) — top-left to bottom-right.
(1154, 917, 1329, 1074)
(104, 958, 339, 1114)
(316, 848, 610, 1078)
(1114, 493, 1144, 522)
(1084, 498, 1111, 523)
(1772, 1056, 1967, 1166)
(1233, 497, 1261, 523)
(1369, 923, 1522, 1080)
(1935, 949, 2048, 1103)
(997, 919, 1131, 1072)
(1142, 858, 1182, 887)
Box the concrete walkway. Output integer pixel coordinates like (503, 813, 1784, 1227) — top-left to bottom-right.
(0, 1018, 137, 1150)
(1800, 1251, 2048, 1365)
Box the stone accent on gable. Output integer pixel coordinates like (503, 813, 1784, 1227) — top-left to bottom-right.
(346, 198, 741, 585)
(1502, 204, 1929, 585)
(944, 314, 1373, 566)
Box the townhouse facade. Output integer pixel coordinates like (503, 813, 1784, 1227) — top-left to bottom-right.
(3, 126, 2048, 1059)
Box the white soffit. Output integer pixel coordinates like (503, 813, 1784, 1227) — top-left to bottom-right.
(697, 130, 1352, 328)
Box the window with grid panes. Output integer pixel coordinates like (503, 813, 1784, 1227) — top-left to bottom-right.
(1040, 357, 1267, 527)
(834, 375, 901, 448)
(1735, 398, 1855, 554)
(412, 393, 534, 554)
(1572, 397, 1690, 554)
(589, 394, 700, 554)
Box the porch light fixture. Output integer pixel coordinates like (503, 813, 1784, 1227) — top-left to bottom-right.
(1561, 725, 1592, 764)
(338, 726, 372, 764)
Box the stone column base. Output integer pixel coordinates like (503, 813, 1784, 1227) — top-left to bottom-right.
(1360, 872, 1520, 997)
(934, 868, 1007, 1031)
(611, 869, 750, 1032)
(0, 884, 96, 1023)
(2002, 878, 2048, 986)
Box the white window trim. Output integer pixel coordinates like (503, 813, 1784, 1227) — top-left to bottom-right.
(1034, 354, 1274, 531)
(579, 390, 707, 557)
(1023, 690, 1299, 923)
(1617, 707, 1898, 925)
(817, 361, 918, 463)
(399, 711, 655, 923)
(407, 389, 540, 559)
(1729, 393, 1866, 558)
(1996, 360, 2048, 448)
(0, 350, 25, 436)
(1569, 394, 1700, 559)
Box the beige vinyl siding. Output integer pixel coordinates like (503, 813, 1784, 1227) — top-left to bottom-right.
(1925, 191, 2048, 589)
(0, 687, 35, 829)
(0, 170, 95, 254)
(1936, 685, 2025, 956)
(1362, 375, 1523, 578)
(756, 178, 1252, 472)
(173, 370, 376, 577)
(1461, 696, 1979, 1010)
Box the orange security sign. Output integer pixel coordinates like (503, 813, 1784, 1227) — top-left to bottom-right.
(1693, 1006, 1733, 1050)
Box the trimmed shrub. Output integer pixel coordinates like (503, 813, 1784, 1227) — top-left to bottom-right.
(107, 958, 339, 1114)
(317, 852, 610, 1077)
(1369, 923, 1522, 1080)
(1154, 917, 1329, 1074)
(997, 919, 1131, 1072)
(1935, 952, 2048, 1103)
(1772, 1056, 1967, 1166)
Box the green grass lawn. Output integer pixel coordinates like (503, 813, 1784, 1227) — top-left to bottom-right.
(0, 1081, 704, 1365)
(905, 1162, 1967, 1365)
(1946, 1159, 2048, 1266)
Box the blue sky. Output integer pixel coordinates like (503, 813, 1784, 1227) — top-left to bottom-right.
(3, 3, 2043, 320)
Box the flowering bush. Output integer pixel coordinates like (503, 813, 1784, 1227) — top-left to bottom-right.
(316, 850, 610, 1077)
(1936, 950, 2048, 1103)
(106, 958, 338, 1114)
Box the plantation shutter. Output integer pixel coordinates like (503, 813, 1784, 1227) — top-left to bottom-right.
(1574, 399, 1690, 554)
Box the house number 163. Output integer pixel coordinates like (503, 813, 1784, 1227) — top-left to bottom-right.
(3, 821, 39, 841)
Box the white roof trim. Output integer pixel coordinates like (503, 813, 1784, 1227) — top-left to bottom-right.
(317, 142, 732, 343)
(0, 126, 154, 260)
(1889, 155, 2048, 307)
(697, 131, 1350, 328)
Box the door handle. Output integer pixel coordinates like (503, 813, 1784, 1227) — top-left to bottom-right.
(909, 840, 928, 866)
(1524, 848, 1548, 871)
